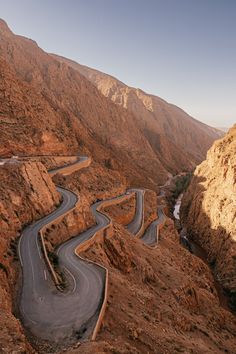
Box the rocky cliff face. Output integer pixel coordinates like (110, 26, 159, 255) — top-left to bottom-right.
(0, 161, 60, 239)
(181, 124, 236, 308)
(0, 161, 60, 353)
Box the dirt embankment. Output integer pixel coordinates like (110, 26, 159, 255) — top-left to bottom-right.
(21, 155, 78, 170)
(103, 189, 157, 228)
(143, 189, 158, 228)
(103, 194, 136, 226)
(181, 125, 236, 309)
(0, 161, 60, 353)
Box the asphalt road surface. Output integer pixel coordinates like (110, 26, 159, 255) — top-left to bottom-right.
(141, 206, 166, 246)
(48, 156, 88, 176)
(18, 187, 111, 343)
(17, 155, 159, 344)
(126, 189, 144, 235)
(18, 181, 144, 343)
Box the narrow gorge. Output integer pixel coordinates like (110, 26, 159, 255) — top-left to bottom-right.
(181, 125, 236, 312)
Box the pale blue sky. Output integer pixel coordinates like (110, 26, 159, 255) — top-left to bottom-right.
(0, 0, 235, 127)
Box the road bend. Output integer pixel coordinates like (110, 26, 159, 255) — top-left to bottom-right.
(18, 163, 138, 343)
(48, 156, 89, 176)
(141, 206, 166, 247)
(126, 189, 145, 235)
(17, 155, 160, 343)
(18, 156, 106, 343)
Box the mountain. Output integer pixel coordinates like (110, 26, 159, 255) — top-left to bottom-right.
(181, 124, 236, 308)
(52, 54, 223, 169)
(0, 19, 222, 191)
(217, 127, 229, 133)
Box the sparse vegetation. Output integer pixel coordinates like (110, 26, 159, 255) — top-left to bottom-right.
(48, 250, 68, 290)
(48, 251, 59, 266)
(0, 262, 8, 277)
(226, 289, 236, 311)
(172, 173, 192, 199)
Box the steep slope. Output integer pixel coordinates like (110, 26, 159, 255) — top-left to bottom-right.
(0, 19, 222, 190)
(181, 124, 236, 308)
(0, 161, 60, 353)
(52, 54, 223, 171)
(0, 19, 167, 188)
(0, 56, 81, 156)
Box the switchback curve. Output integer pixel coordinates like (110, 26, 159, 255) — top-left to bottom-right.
(17, 156, 147, 345)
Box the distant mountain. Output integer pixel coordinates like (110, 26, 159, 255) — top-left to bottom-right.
(217, 127, 229, 133)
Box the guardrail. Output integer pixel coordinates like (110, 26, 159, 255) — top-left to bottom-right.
(39, 189, 80, 287)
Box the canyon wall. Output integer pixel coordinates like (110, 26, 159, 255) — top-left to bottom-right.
(181, 124, 236, 307)
(0, 161, 60, 239)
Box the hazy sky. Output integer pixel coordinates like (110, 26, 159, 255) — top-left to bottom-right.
(0, 0, 235, 127)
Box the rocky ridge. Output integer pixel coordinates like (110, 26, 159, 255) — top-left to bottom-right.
(181, 124, 236, 309)
(53, 54, 223, 172)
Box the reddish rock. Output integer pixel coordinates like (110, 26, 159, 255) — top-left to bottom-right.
(181, 124, 236, 308)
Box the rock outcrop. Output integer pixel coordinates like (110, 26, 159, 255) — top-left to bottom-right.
(0, 161, 60, 239)
(181, 124, 236, 308)
(0, 161, 60, 353)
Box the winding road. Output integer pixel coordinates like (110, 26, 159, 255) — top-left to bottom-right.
(141, 206, 166, 247)
(49, 156, 90, 176)
(17, 156, 153, 344)
(126, 189, 145, 235)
